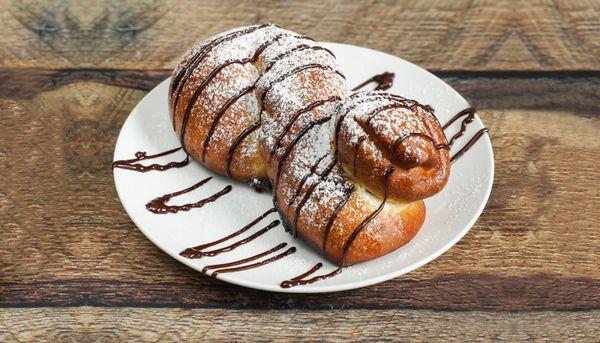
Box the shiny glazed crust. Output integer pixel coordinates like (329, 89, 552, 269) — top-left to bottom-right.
(169, 24, 448, 265)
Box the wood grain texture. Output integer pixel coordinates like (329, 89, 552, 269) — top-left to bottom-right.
(1, 70, 598, 310)
(1, 0, 598, 338)
(0, 308, 598, 342)
(0, 0, 598, 71)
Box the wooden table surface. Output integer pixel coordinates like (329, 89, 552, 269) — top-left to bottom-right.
(1, 0, 599, 341)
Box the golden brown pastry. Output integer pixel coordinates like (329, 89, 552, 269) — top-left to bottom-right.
(169, 24, 449, 265)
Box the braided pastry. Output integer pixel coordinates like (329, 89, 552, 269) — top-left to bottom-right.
(169, 24, 449, 265)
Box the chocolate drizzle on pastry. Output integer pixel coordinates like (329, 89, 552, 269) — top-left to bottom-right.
(288, 154, 328, 207)
(226, 120, 261, 177)
(175, 26, 289, 154)
(145, 177, 231, 214)
(342, 166, 395, 256)
(111, 147, 189, 172)
(264, 45, 335, 73)
(281, 166, 394, 288)
(172, 24, 345, 181)
(282, 112, 349, 238)
(291, 159, 337, 236)
(171, 24, 272, 128)
(200, 85, 256, 162)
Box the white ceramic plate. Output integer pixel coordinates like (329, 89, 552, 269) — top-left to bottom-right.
(113, 42, 494, 293)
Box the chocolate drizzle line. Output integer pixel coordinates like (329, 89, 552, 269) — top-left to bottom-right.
(145, 177, 232, 214)
(210, 246, 297, 277)
(342, 166, 394, 258)
(200, 85, 256, 162)
(442, 107, 474, 130)
(442, 107, 476, 147)
(351, 72, 395, 91)
(352, 136, 366, 176)
(226, 120, 260, 177)
(181, 220, 280, 258)
(292, 159, 336, 236)
(202, 243, 288, 274)
(450, 128, 489, 164)
(289, 263, 323, 281)
(321, 185, 354, 250)
(263, 45, 336, 73)
(180, 208, 277, 258)
(288, 154, 328, 207)
(280, 266, 341, 288)
(441, 107, 489, 163)
(112, 147, 189, 172)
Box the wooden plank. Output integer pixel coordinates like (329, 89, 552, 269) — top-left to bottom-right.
(0, 71, 598, 310)
(0, 308, 598, 341)
(0, 0, 598, 71)
(0, 274, 597, 310)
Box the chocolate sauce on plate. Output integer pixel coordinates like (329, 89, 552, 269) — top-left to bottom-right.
(442, 107, 489, 163)
(352, 72, 395, 91)
(145, 177, 232, 214)
(180, 208, 279, 258)
(210, 246, 296, 277)
(178, 208, 296, 277)
(112, 147, 189, 172)
(450, 128, 489, 164)
(202, 243, 289, 275)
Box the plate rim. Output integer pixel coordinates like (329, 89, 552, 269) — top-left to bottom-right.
(113, 42, 495, 293)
